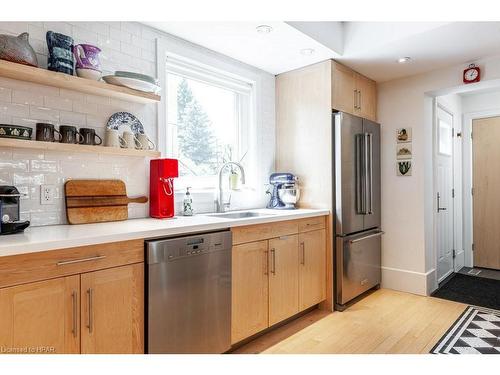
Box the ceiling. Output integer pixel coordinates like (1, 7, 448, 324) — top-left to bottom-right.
(145, 21, 500, 82)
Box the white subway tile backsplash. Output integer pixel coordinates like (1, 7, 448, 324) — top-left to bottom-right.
(73, 100, 99, 114)
(44, 96, 73, 111)
(12, 90, 44, 106)
(13, 172, 44, 185)
(0, 160, 29, 172)
(43, 22, 72, 36)
(59, 110, 85, 126)
(30, 160, 58, 173)
(0, 87, 12, 102)
(110, 27, 132, 43)
(0, 103, 29, 117)
(29, 106, 60, 123)
(0, 173, 12, 184)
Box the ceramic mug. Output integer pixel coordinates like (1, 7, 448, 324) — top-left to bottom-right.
(36, 123, 61, 142)
(122, 131, 139, 149)
(46, 31, 74, 75)
(79, 128, 102, 146)
(105, 129, 125, 148)
(59, 125, 83, 144)
(136, 133, 155, 150)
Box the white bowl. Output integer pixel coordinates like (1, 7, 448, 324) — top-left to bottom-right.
(76, 68, 102, 81)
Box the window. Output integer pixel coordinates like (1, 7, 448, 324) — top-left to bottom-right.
(165, 57, 253, 190)
(438, 107, 453, 156)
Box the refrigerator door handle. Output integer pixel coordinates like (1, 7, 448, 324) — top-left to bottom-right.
(368, 133, 373, 215)
(349, 231, 385, 244)
(355, 134, 365, 214)
(364, 133, 370, 216)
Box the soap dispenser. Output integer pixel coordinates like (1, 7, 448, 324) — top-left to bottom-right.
(182, 187, 194, 216)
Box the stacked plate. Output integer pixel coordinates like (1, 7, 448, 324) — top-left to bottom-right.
(103, 71, 160, 93)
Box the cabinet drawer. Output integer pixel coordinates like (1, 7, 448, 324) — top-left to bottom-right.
(232, 220, 299, 245)
(0, 239, 144, 289)
(298, 216, 326, 232)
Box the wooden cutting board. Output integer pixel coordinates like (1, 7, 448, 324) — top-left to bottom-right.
(65, 180, 148, 225)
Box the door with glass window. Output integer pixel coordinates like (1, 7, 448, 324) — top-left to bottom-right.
(436, 105, 454, 282)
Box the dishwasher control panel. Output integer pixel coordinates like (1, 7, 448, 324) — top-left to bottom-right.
(146, 230, 232, 264)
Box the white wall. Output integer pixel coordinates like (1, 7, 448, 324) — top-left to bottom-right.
(0, 22, 275, 225)
(378, 54, 500, 295)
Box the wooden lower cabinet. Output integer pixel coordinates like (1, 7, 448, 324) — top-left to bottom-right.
(231, 241, 269, 344)
(0, 275, 80, 354)
(268, 235, 300, 326)
(299, 229, 327, 310)
(231, 218, 328, 344)
(81, 263, 144, 354)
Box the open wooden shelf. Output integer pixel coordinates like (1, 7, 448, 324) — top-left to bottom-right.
(0, 137, 161, 158)
(0, 60, 160, 104)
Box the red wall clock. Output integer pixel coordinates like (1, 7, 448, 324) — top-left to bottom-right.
(463, 64, 480, 84)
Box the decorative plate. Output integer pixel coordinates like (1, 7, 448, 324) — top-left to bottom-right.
(114, 71, 158, 85)
(0, 124, 32, 140)
(106, 112, 144, 135)
(102, 75, 160, 93)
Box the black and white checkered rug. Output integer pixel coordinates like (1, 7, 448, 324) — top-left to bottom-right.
(431, 305, 500, 354)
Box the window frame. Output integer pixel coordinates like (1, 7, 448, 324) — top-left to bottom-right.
(163, 54, 255, 191)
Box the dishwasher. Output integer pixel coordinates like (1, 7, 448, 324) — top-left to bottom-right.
(146, 230, 232, 354)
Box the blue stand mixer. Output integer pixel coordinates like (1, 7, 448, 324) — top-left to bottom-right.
(266, 173, 300, 209)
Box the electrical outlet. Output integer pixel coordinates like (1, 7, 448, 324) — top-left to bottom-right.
(40, 185, 56, 205)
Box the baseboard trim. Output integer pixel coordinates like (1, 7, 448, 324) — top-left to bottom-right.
(381, 266, 436, 296)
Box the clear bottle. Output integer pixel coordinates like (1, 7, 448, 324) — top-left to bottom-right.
(182, 187, 194, 216)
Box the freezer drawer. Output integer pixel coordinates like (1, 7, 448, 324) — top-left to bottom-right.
(336, 230, 382, 306)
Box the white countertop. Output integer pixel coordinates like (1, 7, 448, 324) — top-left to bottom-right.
(0, 208, 329, 257)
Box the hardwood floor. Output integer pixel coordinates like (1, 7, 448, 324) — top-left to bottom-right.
(232, 289, 466, 354)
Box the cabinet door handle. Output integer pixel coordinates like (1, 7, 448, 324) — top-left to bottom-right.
(71, 291, 77, 338)
(57, 255, 106, 266)
(270, 248, 276, 275)
(264, 250, 269, 275)
(300, 242, 305, 265)
(353, 89, 358, 109)
(86, 288, 93, 333)
(358, 90, 362, 110)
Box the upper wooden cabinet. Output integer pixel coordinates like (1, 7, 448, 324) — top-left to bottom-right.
(0, 276, 80, 354)
(331, 61, 377, 122)
(331, 62, 356, 114)
(81, 263, 144, 354)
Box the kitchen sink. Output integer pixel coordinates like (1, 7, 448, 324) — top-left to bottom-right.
(208, 211, 275, 219)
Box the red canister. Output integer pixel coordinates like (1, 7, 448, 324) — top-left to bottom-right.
(149, 158, 179, 218)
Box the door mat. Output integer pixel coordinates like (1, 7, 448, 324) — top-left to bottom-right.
(432, 273, 500, 310)
(431, 305, 500, 354)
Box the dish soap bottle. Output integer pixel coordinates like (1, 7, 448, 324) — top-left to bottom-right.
(182, 187, 194, 216)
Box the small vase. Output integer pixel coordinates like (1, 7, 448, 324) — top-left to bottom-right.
(46, 31, 74, 75)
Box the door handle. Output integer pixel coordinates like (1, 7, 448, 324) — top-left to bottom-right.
(437, 192, 447, 212)
(358, 90, 362, 110)
(57, 255, 106, 266)
(300, 242, 305, 265)
(364, 133, 370, 215)
(264, 250, 269, 275)
(86, 288, 93, 334)
(353, 89, 358, 109)
(270, 248, 276, 275)
(71, 291, 77, 338)
(349, 231, 385, 244)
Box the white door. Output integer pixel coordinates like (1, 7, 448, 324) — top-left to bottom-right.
(436, 105, 455, 282)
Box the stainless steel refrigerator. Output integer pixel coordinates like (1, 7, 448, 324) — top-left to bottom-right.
(333, 112, 383, 311)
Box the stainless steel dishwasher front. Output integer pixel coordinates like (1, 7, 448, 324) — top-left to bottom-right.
(146, 230, 232, 353)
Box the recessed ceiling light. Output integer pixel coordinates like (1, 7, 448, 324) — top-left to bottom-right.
(256, 25, 273, 34)
(300, 48, 315, 56)
(397, 57, 412, 64)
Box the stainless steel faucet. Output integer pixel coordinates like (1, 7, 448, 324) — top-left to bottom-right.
(216, 161, 246, 213)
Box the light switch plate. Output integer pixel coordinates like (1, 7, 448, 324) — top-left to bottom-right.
(40, 185, 56, 205)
